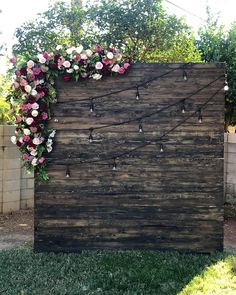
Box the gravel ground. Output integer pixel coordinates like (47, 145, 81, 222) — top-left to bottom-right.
(0, 210, 235, 252)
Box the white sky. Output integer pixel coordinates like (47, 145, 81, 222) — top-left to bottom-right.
(0, 0, 235, 73)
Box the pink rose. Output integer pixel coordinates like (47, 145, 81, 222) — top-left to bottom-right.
(75, 54, 81, 61)
(27, 60, 34, 69)
(31, 103, 39, 110)
(16, 115, 22, 123)
(80, 72, 88, 78)
(43, 52, 49, 59)
(32, 138, 41, 145)
(26, 103, 32, 110)
(29, 74, 35, 81)
(10, 56, 17, 64)
(63, 60, 71, 68)
(41, 112, 48, 120)
(23, 153, 30, 161)
(95, 62, 103, 70)
(15, 70, 21, 76)
(95, 45, 102, 52)
(26, 117, 34, 125)
(124, 63, 130, 69)
(13, 82, 20, 89)
(23, 135, 30, 142)
(39, 157, 45, 164)
(20, 79, 28, 87)
(20, 104, 27, 111)
(102, 58, 114, 66)
(33, 68, 41, 75)
(118, 67, 125, 74)
(30, 127, 38, 133)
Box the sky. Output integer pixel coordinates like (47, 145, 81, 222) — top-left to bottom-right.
(0, 0, 235, 73)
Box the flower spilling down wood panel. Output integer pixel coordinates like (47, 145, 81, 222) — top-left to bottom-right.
(9, 45, 130, 181)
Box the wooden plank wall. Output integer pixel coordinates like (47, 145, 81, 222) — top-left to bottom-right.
(35, 63, 225, 253)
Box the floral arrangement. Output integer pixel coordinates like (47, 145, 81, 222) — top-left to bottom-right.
(9, 45, 130, 180)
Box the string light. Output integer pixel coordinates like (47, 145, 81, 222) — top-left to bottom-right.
(139, 121, 143, 133)
(224, 74, 229, 91)
(135, 86, 140, 100)
(88, 128, 93, 143)
(181, 99, 186, 113)
(112, 158, 117, 171)
(65, 166, 70, 178)
(89, 99, 95, 112)
(198, 109, 203, 123)
(160, 143, 164, 153)
(183, 69, 188, 81)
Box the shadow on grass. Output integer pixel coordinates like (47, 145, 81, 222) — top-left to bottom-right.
(0, 245, 235, 295)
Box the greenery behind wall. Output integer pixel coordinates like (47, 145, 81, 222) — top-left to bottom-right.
(1, 0, 236, 126)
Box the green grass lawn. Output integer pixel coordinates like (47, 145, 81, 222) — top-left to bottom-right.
(0, 246, 235, 295)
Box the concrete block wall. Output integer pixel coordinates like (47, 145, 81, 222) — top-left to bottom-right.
(0, 125, 34, 213)
(224, 133, 236, 205)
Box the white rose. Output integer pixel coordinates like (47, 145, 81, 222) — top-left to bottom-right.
(38, 54, 46, 64)
(31, 89, 38, 96)
(23, 129, 31, 136)
(73, 65, 79, 70)
(33, 138, 41, 145)
(47, 138, 53, 145)
(25, 85, 32, 93)
(11, 136, 17, 144)
(67, 68, 74, 73)
(31, 158, 38, 166)
(66, 47, 75, 54)
(10, 97, 18, 106)
(26, 117, 34, 125)
(86, 49, 93, 57)
(112, 64, 120, 72)
(63, 61, 71, 68)
(76, 45, 83, 54)
(19, 137, 23, 143)
(47, 146, 53, 153)
(92, 73, 102, 80)
(30, 149, 37, 156)
(49, 130, 56, 138)
(56, 45, 63, 50)
(31, 103, 39, 110)
(107, 52, 114, 59)
(31, 110, 39, 117)
(80, 53, 88, 60)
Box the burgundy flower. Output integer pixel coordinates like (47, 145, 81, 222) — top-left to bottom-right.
(40, 103, 48, 110)
(62, 74, 71, 81)
(16, 141, 22, 147)
(20, 67, 27, 76)
(49, 63, 57, 70)
(33, 68, 41, 75)
(31, 121, 39, 127)
(28, 96, 36, 104)
(102, 65, 109, 76)
(28, 141, 36, 148)
(108, 47, 114, 52)
(54, 54, 60, 63)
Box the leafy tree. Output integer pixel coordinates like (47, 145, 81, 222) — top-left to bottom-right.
(12, 0, 201, 63)
(12, 2, 85, 59)
(86, 0, 201, 62)
(196, 8, 236, 127)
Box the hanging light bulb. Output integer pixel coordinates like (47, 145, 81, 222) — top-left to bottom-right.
(183, 69, 188, 81)
(198, 109, 203, 123)
(65, 166, 70, 178)
(139, 122, 143, 133)
(112, 158, 117, 171)
(224, 74, 229, 91)
(181, 99, 186, 113)
(89, 99, 95, 112)
(160, 143, 164, 153)
(88, 128, 93, 143)
(135, 86, 140, 100)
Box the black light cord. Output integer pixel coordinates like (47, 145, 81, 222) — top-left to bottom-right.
(60, 74, 224, 133)
(52, 86, 222, 168)
(57, 64, 191, 104)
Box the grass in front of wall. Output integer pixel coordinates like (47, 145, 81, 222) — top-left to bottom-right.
(0, 246, 235, 295)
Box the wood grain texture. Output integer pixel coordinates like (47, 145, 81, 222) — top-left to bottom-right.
(35, 63, 225, 253)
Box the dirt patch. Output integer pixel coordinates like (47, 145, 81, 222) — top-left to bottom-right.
(0, 209, 33, 250)
(0, 210, 235, 252)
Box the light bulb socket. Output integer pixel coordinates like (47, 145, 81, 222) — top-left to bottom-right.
(139, 122, 143, 133)
(88, 128, 93, 143)
(181, 99, 186, 113)
(183, 70, 188, 81)
(160, 143, 164, 153)
(65, 166, 70, 178)
(136, 87, 140, 100)
(90, 100, 95, 112)
(112, 158, 117, 171)
(198, 109, 203, 123)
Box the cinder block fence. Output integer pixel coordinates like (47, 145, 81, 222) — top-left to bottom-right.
(224, 133, 236, 205)
(0, 125, 34, 213)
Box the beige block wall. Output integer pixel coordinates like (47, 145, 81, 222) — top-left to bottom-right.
(224, 133, 236, 205)
(0, 125, 34, 214)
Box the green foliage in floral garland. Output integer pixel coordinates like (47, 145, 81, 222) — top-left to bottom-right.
(9, 45, 130, 181)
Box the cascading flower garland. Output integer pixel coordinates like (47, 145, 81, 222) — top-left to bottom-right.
(9, 45, 131, 181)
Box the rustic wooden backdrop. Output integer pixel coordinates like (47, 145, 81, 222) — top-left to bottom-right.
(35, 63, 225, 253)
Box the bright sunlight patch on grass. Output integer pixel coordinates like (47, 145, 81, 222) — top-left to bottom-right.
(0, 246, 235, 295)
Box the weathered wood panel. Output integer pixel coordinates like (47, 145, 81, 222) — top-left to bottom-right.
(35, 63, 224, 253)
